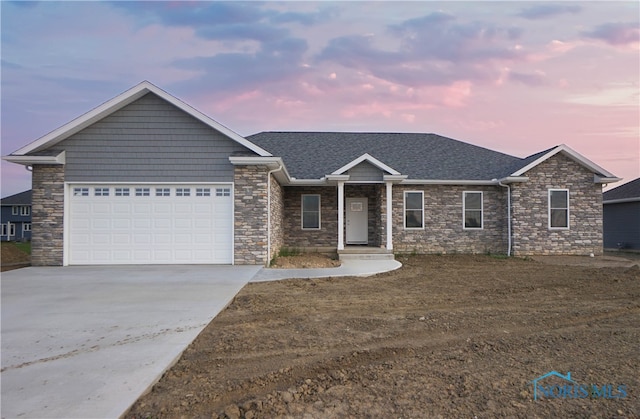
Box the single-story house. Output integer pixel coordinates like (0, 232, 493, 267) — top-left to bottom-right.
(1, 190, 32, 242)
(3, 81, 620, 266)
(603, 178, 640, 250)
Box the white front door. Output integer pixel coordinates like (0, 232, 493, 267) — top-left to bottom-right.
(346, 197, 368, 244)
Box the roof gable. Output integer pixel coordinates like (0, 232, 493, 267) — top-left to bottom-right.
(10, 81, 271, 157)
(510, 144, 617, 179)
(332, 153, 401, 176)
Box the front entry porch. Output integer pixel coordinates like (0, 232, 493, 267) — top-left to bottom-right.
(338, 245, 395, 261)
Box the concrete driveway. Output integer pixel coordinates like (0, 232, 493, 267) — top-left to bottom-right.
(1, 264, 261, 419)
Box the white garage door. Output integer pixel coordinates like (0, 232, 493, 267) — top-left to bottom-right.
(68, 184, 233, 265)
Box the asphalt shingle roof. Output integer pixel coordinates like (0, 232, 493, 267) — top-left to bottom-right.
(248, 132, 535, 180)
(1, 190, 32, 205)
(603, 178, 640, 201)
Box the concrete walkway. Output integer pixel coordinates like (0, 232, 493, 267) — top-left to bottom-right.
(1, 259, 401, 419)
(1, 265, 261, 419)
(252, 258, 402, 282)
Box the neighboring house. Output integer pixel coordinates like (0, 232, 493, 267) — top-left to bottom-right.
(1, 190, 32, 242)
(603, 178, 640, 250)
(2, 82, 620, 266)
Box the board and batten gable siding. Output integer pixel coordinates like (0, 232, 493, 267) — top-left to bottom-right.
(47, 93, 253, 182)
(348, 161, 384, 182)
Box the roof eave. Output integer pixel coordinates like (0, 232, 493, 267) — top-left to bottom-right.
(594, 175, 622, 184)
(2, 151, 66, 166)
(603, 197, 640, 204)
(511, 144, 617, 179)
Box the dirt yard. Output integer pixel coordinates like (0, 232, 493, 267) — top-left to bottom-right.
(1, 242, 31, 272)
(126, 255, 639, 418)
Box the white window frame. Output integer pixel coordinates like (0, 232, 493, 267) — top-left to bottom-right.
(463, 191, 483, 230)
(404, 191, 425, 230)
(12, 206, 19, 215)
(176, 188, 191, 197)
(20, 206, 30, 216)
(216, 188, 231, 197)
(301, 194, 321, 230)
(196, 188, 211, 197)
(8, 224, 15, 236)
(1, 224, 7, 236)
(74, 187, 89, 196)
(155, 188, 170, 197)
(115, 188, 130, 197)
(548, 189, 570, 230)
(94, 187, 109, 196)
(23, 223, 31, 232)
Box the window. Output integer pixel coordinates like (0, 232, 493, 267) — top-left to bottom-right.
(74, 187, 89, 196)
(13, 206, 30, 216)
(1, 224, 6, 236)
(136, 188, 150, 196)
(94, 187, 109, 196)
(115, 188, 130, 197)
(549, 189, 569, 229)
(301, 194, 321, 229)
(215, 188, 231, 197)
(196, 188, 211, 197)
(23, 223, 31, 231)
(155, 188, 170, 197)
(404, 191, 424, 229)
(463, 191, 483, 229)
(176, 188, 191, 197)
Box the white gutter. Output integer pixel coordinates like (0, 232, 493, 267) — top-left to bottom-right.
(267, 163, 284, 265)
(496, 179, 512, 257)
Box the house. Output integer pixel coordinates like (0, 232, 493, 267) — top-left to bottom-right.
(2, 81, 620, 266)
(603, 178, 640, 250)
(1, 190, 32, 242)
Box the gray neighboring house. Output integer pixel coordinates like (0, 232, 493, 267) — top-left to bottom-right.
(1, 190, 32, 242)
(2, 81, 621, 266)
(603, 178, 640, 250)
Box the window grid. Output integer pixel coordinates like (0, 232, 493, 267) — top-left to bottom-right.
(74, 188, 89, 196)
(115, 188, 130, 197)
(20, 206, 30, 216)
(216, 188, 231, 197)
(196, 188, 211, 197)
(176, 188, 191, 197)
(12, 206, 18, 215)
(155, 188, 170, 197)
(23, 223, 31, 232)
(404, 191, 424, 229)
(1, 224, 6, 236)
(136, 188, 150, 196)
(463, 191, 483, 230)
(94, 187, 109, 196)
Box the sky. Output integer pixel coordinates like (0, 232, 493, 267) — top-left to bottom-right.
(1, 1, 639, 197)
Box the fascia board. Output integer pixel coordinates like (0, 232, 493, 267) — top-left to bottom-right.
(2, 151, 66, 165)
(603, 197, 640, 204)
(400, 179, 499, 185)
(512, 144, 616, 178)
(594, 175, 622, 184)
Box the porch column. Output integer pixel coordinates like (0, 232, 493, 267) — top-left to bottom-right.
(385, 181, 393, 250)
(337, 181, 345, 250)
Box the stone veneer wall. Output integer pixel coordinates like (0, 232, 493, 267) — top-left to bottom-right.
(234, 166, 269, 265)
(283, 186, 337, 248)
(511, 153, 603, 255)
(269, 174, 285, 262)
(392, 185, 508, 254)
(31, 165, 65, 266)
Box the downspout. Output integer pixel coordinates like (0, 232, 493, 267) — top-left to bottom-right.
(267, 164, 283, 265)
(497, 180, 512, 257)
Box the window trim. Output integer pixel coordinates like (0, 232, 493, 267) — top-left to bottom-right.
(12, 206, 19, 215)
(463, 191, 483, 230)
(404, 191, 425, 230)
(301, 194, 321, 230)
(1, 224, 6, 236)
(548, 189, 570, 230)
(23, 223, 31, 232)
(20, 206, 30, 216)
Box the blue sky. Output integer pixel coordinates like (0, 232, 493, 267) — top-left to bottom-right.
(2, 1, 638, 197)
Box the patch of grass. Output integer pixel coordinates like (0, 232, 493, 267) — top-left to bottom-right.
(11, 241, 31, 255)
(277, 247, 301, 257)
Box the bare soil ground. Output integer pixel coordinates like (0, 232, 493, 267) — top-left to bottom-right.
(126, 254, 639, 419)
(1, 242, 30, 272)
(271, 253, 341, 269)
